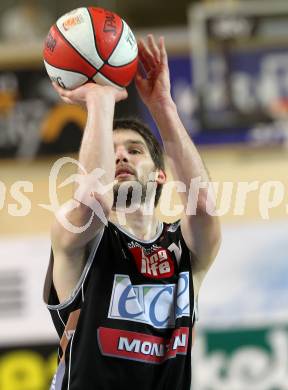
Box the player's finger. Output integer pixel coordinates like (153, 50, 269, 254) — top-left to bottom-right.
(136, 61, 146, 79)
(135, 69, 149, 95)
(52, 82, 63, 94)
(60, 88, 73, 100)
(62, 96, 74, 104)
(139, 59, 155, 81)
(138, 51, 151, 75)
(52, 82, 70, 98)
(138, 39, 157, 70)
(135, 69, 144, 88)
(118, 88, 128, 101)
(159, 36, 168, 66)
(138, 44, 154, 76)
(147, 34, 160, 63)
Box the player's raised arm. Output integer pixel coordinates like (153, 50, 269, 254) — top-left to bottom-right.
(50, 82, 127, 302)
(135, 35, 221, 296)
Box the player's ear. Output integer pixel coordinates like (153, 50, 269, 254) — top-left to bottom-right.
(156, 169, 166, 185)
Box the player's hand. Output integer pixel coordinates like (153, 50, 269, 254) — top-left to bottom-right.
(135, 34, 172, 109)
(52, 82, 128, 108)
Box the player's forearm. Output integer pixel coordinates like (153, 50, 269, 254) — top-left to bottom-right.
(79, 94, 115, 177)
(77, 94, 116, 206)
(150, 100, 211, 208)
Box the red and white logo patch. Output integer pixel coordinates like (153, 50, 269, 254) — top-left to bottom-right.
(98, 326, 189, 364)
(129, 246, 174, 279)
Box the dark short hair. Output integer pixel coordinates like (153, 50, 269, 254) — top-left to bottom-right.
(113, 117, 165, 206)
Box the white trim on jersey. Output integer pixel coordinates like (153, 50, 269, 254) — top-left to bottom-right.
(57, 309, 66, 328)
(67, 332, 75, 390)
(45, 228, 105, 310)
(112, 221, 164, 244)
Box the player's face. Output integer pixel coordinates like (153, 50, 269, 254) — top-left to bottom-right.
(113, 129, 163, 206)
(113, 129, 156, 185)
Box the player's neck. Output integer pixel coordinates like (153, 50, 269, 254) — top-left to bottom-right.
(109, 208, 160, 241)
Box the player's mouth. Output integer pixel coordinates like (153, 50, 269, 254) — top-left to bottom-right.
(115, 165, 135, 179)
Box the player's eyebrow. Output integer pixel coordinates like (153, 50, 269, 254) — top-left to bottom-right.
(125, 140, 147, 149)
(114, 139, 148, 150)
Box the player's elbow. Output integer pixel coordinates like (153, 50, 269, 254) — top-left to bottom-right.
(207, 217, 222, 261)
(51, 195, 112, 251)
(196, 190, 217, 216)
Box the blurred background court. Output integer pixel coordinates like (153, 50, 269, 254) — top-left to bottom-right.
(0, 0, 288, 389)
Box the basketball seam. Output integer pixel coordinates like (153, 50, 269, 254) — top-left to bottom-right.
(55, 23, 99, 72)
(105, 56, 138, 69)
(92, 71, 123, 89)
(44, 58, 91, 79)
(97, 57, 138, 88)
(107, 18, 124, 63)
(87, 7, 103, 66)
(106, 21, 138, 68)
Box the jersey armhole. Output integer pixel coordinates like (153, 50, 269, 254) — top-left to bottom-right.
(193, 295, 199, 323)
(43, 227, 105, 310)
(175, 220, 200, 323)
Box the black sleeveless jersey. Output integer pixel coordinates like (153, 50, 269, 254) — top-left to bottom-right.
(44, 220, 197, 390)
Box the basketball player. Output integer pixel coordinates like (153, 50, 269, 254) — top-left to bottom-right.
(44, 35, 221, 390)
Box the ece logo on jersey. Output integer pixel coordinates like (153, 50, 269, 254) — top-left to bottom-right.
(108, 272, 190, 329)
(129, 244, 174, 279)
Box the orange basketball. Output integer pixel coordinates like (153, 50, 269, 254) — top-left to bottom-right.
(43, 7, 138, 89)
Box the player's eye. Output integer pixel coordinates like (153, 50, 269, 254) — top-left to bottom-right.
(129, 148, 142, 154)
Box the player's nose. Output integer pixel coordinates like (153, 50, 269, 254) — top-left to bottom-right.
(115, 146, 129, 164)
